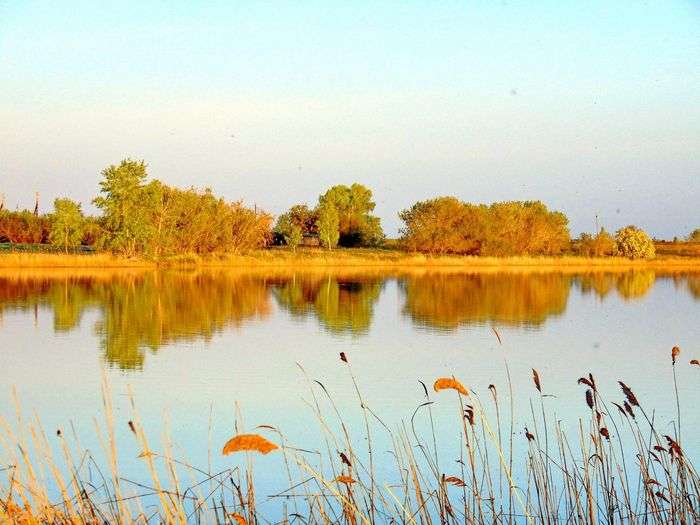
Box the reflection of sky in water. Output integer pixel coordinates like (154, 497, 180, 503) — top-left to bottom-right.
(0, 270, 699, 518)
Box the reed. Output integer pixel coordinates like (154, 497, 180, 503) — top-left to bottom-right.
(1, 352, 698, 524)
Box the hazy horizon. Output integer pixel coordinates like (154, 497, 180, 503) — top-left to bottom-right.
(1, 1, 698, 238)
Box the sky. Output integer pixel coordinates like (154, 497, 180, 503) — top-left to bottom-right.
(1, 0, 698, 238)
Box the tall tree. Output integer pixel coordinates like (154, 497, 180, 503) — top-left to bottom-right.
(93, 159, 156, 256)
(317, 204, 339, 250)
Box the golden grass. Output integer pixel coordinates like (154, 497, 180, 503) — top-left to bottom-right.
(3, 247, 700, 270)
(0, 252, 152, 268)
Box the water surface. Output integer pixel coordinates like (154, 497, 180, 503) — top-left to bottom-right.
(1, 268, 699, 516)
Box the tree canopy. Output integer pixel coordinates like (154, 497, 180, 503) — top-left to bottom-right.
(49, 198, 85, 252)
(93, 159, 271, 256)
(614, 225, 655, 259)
(399, 197, 570, 256)
(318, 184, 384, 247)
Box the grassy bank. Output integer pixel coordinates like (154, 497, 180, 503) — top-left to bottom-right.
(2, 247, 700, 270)
(1, 352, 698, 523)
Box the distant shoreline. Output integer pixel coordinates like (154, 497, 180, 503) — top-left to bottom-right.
(1, 248, 700, 271)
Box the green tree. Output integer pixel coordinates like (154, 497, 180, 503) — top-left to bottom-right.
(614, 225, 655, 259)
(49, 198, 85, 252)
(275, 213, 303, 251)
(93, 159, 156, 256)
(318, 184, 384, 246)
(688, 229, 700, 242)
(317, 204, 339, 250)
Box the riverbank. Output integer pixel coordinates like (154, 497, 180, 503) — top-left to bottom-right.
(2, 247, 700, 270)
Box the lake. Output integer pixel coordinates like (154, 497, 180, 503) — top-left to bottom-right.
(1, 268, 699, 521)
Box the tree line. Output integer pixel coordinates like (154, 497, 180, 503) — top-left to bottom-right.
(1, 158, 695, 259)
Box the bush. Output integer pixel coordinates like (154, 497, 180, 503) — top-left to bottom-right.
(614, 225, 655, 259)
(399, 198, 570, 256)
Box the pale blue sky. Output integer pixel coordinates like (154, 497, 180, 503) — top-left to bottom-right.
(1, 1, 698, 237)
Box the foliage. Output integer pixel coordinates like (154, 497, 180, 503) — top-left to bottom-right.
(399, 197, 570, 256)
(48, 198, 86, 252)
(399, 197, 486, 255)
(485, 201, 569, 255)
(274, 213, 303, 251)
(317, 203, 340, 250)
(93, 159, 271, 256)
(614, 225, 656, 259)
(688, 228, 700, 242)
(318, 184, 384, 246)
(577, 228, 615, 257)
(93, 159, 156, 256)
(0, 210, 50, 244)
(287, 204, 319, 235)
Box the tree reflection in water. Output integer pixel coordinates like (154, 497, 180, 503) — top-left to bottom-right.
(272, 275, 383, 335)
(0, 269, 697, 370)
(399, 272, 571, 330)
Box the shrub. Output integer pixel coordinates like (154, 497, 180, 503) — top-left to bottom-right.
(614, 225, 655, 259)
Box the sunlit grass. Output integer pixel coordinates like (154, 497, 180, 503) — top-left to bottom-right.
(2, 247, 700, 269)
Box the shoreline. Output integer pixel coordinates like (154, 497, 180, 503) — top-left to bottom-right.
(2, 248, 700, 271)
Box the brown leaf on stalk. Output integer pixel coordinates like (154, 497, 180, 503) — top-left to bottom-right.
(578, 377, 594, 389)
(645, 478, 661, 486)
(653, 445, 666, 453)
(229, 513, 248, 525)
(690, 359, 699, 366)
(618, 381, 639, 407)
(532, 369, 542, 393)
(128, 420, 136, 435)
(334, 475, 356, 484)
(433, 377, 468, 396)
(623, 401, 635, 419)
(524, 427, 535, 442)
(491, 327, 502, 345)
(664, 436, 683, 459)
(444, 476, 466, 487)
(222, 434, 278, 456)
(585, 390, 594, 409)
(339, 352, 347, 363)
(488, 384, 497, 397)
(599, 428, 610, 440)
(464, 405, 475, 426)
(655, 491, 669, 504)
(339, 452, 352, 467)
(671, 346, 680, 365)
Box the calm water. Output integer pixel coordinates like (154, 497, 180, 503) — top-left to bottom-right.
(1, 268, 699, 516)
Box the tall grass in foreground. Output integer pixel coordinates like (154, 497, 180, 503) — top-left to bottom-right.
(1, 350, 699, 524)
